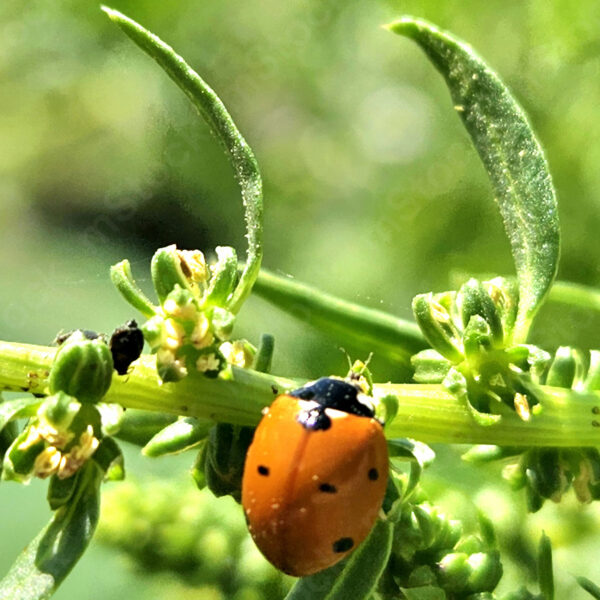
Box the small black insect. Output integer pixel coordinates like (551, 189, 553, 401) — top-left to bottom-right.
(109, 319, 144, 375)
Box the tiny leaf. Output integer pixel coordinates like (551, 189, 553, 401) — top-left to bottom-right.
(388, 17, 559, 343)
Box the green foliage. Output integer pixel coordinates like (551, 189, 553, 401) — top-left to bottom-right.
(388, 17, 560, 344)
(0, 4, 600, 600)
(0, 462, 103, 600)
(102, 6, 263, 315)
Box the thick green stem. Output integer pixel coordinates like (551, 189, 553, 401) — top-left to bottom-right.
(549, 281, 600, 313)
(1, 341, 599, 447)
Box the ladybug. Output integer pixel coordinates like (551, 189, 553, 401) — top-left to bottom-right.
(241, 377, 388, 577)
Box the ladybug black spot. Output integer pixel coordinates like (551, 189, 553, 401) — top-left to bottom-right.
(296, 406, 331, 431)
(332, 537, 354, 553)
(319, 483, 337, 493)
(368, 468, 379, 481)
(258, 465, 270, 476)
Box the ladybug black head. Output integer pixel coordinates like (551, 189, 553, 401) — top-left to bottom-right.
(290, 377, 374, 418)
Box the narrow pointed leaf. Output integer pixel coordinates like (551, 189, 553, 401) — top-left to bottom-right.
(577, 576, 600, 599)
(0, 462, 102, 600)
(253, 269, 427, 364)
(537, 532, 554, 600)
(388, 17, 559, 343)
(142, 416, 213, 457)
(110, 260, 156, 318)
(102, 7, 262, 314)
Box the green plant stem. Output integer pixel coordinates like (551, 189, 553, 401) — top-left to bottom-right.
(253, 269, 428, 364)
(1, 340, 600, 447)
(549, 281, 600, 312)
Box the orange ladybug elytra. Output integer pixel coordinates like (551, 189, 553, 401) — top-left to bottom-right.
(241, 377, 388, 576)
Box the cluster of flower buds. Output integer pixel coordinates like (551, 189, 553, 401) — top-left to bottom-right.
(411, 277, 553, 425)
(465, 346, 600, 511)
(112, 244, 258, 383)
(2, 391, 98, 482)
(379, 469, 503, 598)
(2, 331, 123, 489)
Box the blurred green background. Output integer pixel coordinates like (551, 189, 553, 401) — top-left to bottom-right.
(2, 0, 600, 598)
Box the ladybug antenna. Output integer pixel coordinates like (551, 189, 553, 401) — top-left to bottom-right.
(339, 347, 353, 371)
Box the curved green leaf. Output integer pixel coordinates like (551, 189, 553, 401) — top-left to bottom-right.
(253, 269, 427, 365)
(577, 576, 600, 599)
(109, 259, 157, 318)
(388, 17, 559, 344)
(102, 7, 263, 314)
(284, 518, 393, 600)
(0, 462, 102, 600)
(142, 416, 213, 457)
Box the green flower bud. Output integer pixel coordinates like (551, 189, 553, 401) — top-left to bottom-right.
(49, 331, 114, 403)
(437, 552, 470, 592)
(483, 277, 518, 344)
(151, 245, 206, 305)
(411, 349, 452, 384)
(156, 348, 188, 382)
(462, 315, 493, 360)
(195, 347, 226, 378)
(220, 340, 255, 369)
(141, 315, 165, 350)
(465, 551, 503, 593)
(544, 346, 586, 389)
(210, 307, 236, 339)
(412, 293, 463, 363)
(204, 246, 238, 307)
(204, 424, 254, 502)
(459, 278, 504, 346)
(37, 392, 80, 440)
(2, 426, 46, 482)
(407, 565, 437, 587)
(439, 550, 502, 594)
